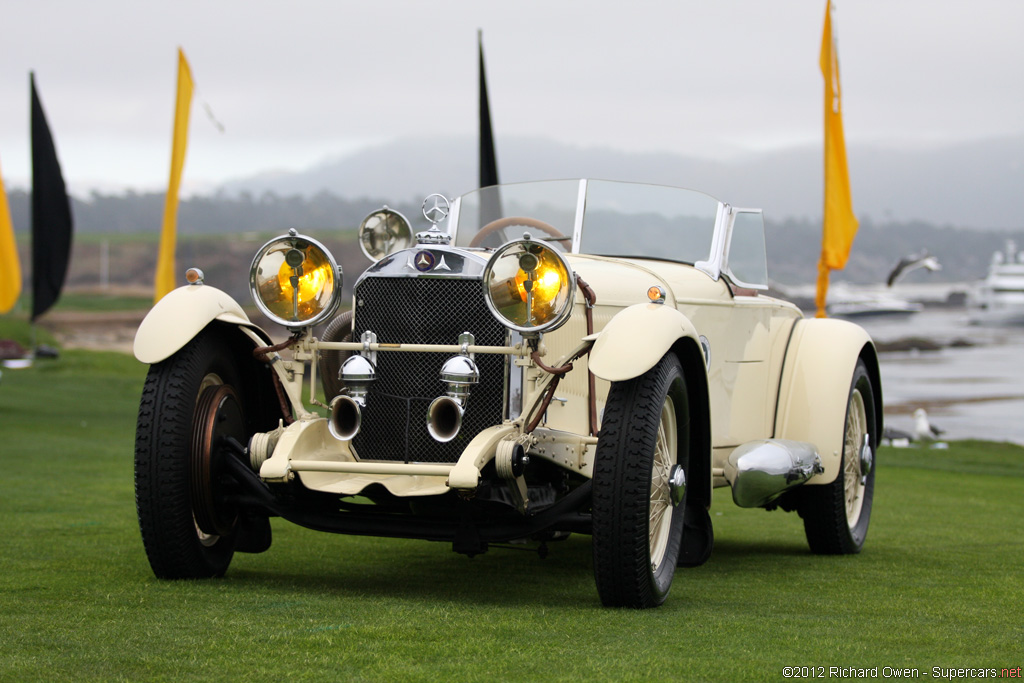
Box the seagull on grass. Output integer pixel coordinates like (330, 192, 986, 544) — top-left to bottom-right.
(913, 408, 945, 443)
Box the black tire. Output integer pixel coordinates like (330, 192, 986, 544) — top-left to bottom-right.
(592, 353, 691, 608)
(135, 327, 252, 578)
(798, 358, 877, 554)
(318, 310, 353, 400)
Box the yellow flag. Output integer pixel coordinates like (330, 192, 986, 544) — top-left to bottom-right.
(0, 157, 21, 314)
(815, 0, 858, 318)
(154, 48, 194, 303)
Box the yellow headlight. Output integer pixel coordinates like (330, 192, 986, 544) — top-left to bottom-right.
(249, 233, 342, 328)
(483, 237, 575, 335)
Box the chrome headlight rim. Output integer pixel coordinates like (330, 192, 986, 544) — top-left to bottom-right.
(249, 231, 343, 330)
(481, 235, 576, 336)
(358, 207, 414, 263)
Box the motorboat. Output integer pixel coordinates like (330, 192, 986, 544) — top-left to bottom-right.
(970, 240, 1024, 326)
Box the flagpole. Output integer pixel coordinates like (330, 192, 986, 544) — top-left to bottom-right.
(815, 0, 859, 318)
(154, 48, 194, 303)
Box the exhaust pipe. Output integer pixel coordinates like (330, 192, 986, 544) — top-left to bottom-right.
(426, 396, 464, 443)
(329, 394, 363, 441)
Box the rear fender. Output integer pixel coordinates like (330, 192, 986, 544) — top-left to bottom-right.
(134, 284, 269, 364)
(774, 317, 881, 484)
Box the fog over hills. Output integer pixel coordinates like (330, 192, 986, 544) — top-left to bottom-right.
(220, 134, 1024, 230)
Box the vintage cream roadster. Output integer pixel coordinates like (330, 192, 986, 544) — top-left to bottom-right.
(134, 179, 881, 608)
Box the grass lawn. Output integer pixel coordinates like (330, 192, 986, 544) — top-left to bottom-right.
(0, 346, 1021, 682)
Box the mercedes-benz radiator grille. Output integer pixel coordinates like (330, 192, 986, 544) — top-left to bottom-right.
(351, 276, 507, 463)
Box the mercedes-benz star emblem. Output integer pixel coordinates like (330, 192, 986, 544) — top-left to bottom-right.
(422, 194, 450, 224)
(414, 250, 437, 272)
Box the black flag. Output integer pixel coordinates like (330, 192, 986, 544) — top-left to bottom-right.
(478, 30, 503, 228)
(30, 72, 74, 321)
(478, 30, 499, 189)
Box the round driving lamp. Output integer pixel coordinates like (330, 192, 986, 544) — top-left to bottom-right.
(358, 207, 413, 262)
(482, 236, 576, 335)
(249, 231, 342, 329)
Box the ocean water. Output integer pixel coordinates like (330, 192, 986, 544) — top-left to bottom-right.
(849, 309, 1024, 445)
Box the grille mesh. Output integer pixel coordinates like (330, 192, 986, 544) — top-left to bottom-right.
(351, 276, 507, 463)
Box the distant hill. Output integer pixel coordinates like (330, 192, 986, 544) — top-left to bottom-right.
(219, 134, 1024, 230)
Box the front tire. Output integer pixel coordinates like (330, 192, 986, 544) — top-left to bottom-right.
(134, 327, 253, 578)
(798, 358, 877, 554)
(592, 353, 691, 608)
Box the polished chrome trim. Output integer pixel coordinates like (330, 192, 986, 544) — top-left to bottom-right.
(249, 232, 343, 330)
(328, 394, 363, 440)
(416, 228, 452, 245)
(480, 236, 577, 336)
(571, 178, 588, 254)
(694, 202, 729, 281)
(647, 285, 667, 304)
(352, 246, 490, 290)
(427, 333, 481, 443)
(422, 193, 451, 224)
(316, 340, 527, 357)
(723, 207, 770, 291)
(669, 464, 686, 507)
(448, 196, 462, 244)
(358, 206, 413, 263)
(859, 433, 873, 484)
(726, 439, 823, 508)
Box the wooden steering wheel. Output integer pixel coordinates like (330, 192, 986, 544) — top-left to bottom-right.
(467, 216, 569, 248)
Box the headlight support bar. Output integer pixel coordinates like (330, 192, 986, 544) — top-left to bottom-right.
(313, 340, 529, 357)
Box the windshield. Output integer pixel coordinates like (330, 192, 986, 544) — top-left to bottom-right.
(453, 180, 579, 250)
(452, 179, 721, 264)
(580, 180, 719, 263)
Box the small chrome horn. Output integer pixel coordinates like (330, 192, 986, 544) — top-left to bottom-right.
(329, 394, 363, 441)
(328, 349, 376, 441)
(426, 396, 465, 443)
(427, 333, 479, 443)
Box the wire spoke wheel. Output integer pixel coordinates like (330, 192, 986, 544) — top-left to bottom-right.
(648, 396, 677, 571)
(798, 358, 877, 555)
(592, 353, 690, 608)
(843, 391, 867, 525)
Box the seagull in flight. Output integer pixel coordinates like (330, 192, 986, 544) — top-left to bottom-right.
(887, 250, 942, 287)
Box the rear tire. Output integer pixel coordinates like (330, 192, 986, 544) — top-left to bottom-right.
(134, 328, 252, 578)
(798, 358, 877, 554)
(592, 353, 691, 608)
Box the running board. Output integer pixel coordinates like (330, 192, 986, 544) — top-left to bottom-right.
(724, 439, 824, 508)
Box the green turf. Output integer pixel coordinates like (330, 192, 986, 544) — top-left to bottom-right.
(49, 292, 154, 312)
(1, 349, 1022, 681)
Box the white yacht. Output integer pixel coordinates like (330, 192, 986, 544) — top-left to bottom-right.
(970, 240, 1024, 326)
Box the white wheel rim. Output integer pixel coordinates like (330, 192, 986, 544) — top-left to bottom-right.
(649, 395, 677, 571)
(843, 389, 868, 526)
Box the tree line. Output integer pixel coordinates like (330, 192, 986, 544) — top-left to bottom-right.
(5, 188, 1021, 286)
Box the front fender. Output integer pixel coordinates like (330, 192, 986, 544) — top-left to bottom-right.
(774, 317, 880, 485)
(134, 284, 266, 363)
(588, 303, 700, 382)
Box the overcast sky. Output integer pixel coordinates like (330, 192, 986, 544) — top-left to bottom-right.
(1, 0, 1022, 196)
